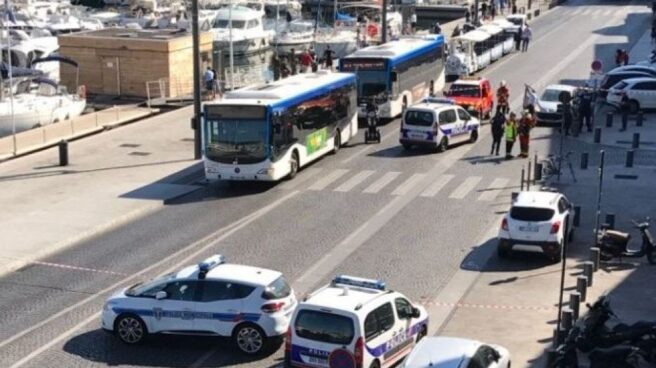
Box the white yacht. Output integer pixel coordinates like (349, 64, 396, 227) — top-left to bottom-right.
(1, 35, 60, 81)
(271, 19, 314, 53)
(211, 5, 273, 54)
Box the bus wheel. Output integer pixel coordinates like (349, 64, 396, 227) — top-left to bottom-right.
(288, 151, 299, 179)
(332, 130, 341, 154)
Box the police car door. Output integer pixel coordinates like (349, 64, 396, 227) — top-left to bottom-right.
(393, 298, 420, 360)
(195, 281, 247, 335)
(456, 107, 475, 140)
(154, 280, 199, 332)
(438, 108, 461, 142)
(364, 303, 399, 366)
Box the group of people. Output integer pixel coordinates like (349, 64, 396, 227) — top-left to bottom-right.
(203, 66, 221, 100)
(489, 81, 536, 159)
(466, 0, 519, 23)
(271, 46, 335, 81)
(515, 24, 533, 52)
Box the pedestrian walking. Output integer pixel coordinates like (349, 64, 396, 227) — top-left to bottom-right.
(496, 80, 510, 115)
(300, 49, 312, 73)
(433, 21, 441, 35)
(562, 100, 573, 136)
(271, 53, 281, 80)
(410, 12, 417, 33)
(577, 91, 593, 132)
(517, 110, 535, 158)
(491, 107, 506, 155)
(323, 45, 334, 70)
(520, 24, 532, 52)
(204, 66, 215, 100)
(290, 48, 297, 75)
(490, 2, 497, 19)
(465, 9, 471, 23)
(505, 112, 518, 159)
(481, 1, 488, 20)
(514, 27, 522, 51)
(511, 0, 517, 14)
(211, 68, 222, 99)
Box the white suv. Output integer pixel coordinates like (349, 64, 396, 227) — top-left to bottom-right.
(497, 191, 575, 263)
(102, 255, 296, 355)
(285, 275, 428, 368)
(606, 77, 656, 113)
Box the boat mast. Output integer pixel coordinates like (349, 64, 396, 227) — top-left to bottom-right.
(228, 0, 234, 89)
(3, 0, 16, 154)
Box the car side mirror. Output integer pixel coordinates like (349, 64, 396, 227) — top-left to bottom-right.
(155, 291, 168, 300)
(410, 307, 421, 319)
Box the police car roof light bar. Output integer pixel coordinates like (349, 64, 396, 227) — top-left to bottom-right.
(198, 254, 226, 279)
(332, 275, 386, 291)
(422, 97, 455, 105)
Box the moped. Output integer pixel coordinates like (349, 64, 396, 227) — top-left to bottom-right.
(596, 218, 656, 264)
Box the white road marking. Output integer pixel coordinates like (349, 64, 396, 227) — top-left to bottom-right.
(362, 171, 401, 193)
(448, 176, 482, 199)
(581, 8, 592, 16)
(477, 178, 511, 201)
(602, 9, 613, 16)
(570, 8, 583, 16)
(341, 129, 398, 164)
(278, 167, 322, 190)
(307, 169, 349, 191)
(420, 174, 455, 197)
(391, 173, 426, 196)
(334, 170, 375, 192)
(2, 190, 301, 367)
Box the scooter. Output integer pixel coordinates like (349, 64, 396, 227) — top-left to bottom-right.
(363, 100, 381, 144)
(596, 218, 656, 265)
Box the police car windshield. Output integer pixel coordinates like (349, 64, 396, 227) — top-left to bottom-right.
(125, 272, 176, 297)
(295, 310, 354, 345)
(449, 84, 480, 97)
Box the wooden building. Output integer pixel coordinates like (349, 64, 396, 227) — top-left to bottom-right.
(58, 28, 213, 98)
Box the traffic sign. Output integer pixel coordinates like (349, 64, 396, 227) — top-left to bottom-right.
(591, 60, 603, 72)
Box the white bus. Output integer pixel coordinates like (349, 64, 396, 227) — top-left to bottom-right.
(338, 35, 446, 119)
(202, 71, 358, 181)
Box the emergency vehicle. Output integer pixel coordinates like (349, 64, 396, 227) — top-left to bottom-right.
(285, 275, 428, 368)
(399, 97, 481, 152)
(444, 77, 494, 119)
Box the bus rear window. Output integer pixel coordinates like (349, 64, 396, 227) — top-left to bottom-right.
(295, 310, 354, 345)
(404, 110, 434, 126)
(510, 207, 554, 222)
(262, 277, 291, 300)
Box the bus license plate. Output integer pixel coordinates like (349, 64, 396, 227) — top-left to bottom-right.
(519, 226, 539, 232)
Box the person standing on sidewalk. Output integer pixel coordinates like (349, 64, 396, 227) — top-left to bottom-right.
(505, 112, 518, 159)
(491, 107, 506, 155)
(514, 26, 522, 51)
(578, 91, 593, 132)
(518, 110, 535, 158)
(521, 24, 532, 52)
(204, 66, 215, 100)
(300, 49, 312, 73)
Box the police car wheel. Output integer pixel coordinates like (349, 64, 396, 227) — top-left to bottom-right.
(437, 138, 448, 153)
(416, 325, 427, 342)
(469, 129, 478, 143)
(234, 323, 267, 355)
(402, 143, 412, 150)
(369, 359, 381, 368)
(115, 314, 148, 345)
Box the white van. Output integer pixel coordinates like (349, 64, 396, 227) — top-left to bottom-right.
(399, 97, 481, 152)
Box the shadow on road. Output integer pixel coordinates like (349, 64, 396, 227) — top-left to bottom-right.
(460, 237, 556, 273)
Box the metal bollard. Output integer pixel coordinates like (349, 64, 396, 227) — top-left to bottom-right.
(511, 192, 519, 202)
(621, 112, 628, 131)
(535, 162, 543, 181)
(561, 308, 573, 331)
(573, 206, 581, 227)
(626, 150, 634, 168)
(521, 168, 525, 191)
(577, 276, 588, 302)
(606, 112, 613, 127)
(569, 292, 581, 321)
(633, 133, 640, 149)
(580, 152, 588, 170)
(546, 349, 557, 366)
(583, 261, 594, 287)
(527, 162, 532, 190)
(594, 127, 601, 143)
(553, 326, 567, 347)
(605, 213, 615, 229)
(637, 111, 643, 127)
(590, 247, 600, 272)
(58, 140, 69, 166)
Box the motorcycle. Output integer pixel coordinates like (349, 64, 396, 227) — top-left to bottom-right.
(596, 218, 656, 264)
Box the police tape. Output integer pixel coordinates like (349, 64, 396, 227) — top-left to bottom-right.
(419, 300, 552, 311)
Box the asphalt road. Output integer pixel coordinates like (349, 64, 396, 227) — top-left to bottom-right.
(0, 1, 652, 367)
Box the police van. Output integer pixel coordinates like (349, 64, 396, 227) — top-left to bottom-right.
(399, 97, 480, 152)
(285, 275, 428, 368)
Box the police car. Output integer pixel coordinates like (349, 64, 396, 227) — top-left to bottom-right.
(285, 275, 428, 368)
(399, 97, 480, 152)
(101, 255, 296, 355)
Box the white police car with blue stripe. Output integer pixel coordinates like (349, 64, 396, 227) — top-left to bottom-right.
(399, 97, 480, 152)
(285, 275, 428, 368)
(101, 255, 296, 354)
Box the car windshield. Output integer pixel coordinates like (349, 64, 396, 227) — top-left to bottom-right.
(541, 89, 566, 102)
(262, 276, 292, 300)
(404, 110, 434, 126)
(449, 84, 480, 97)
(510, 206, 555, 222)
(125, 272, 176, 297)
(295, 310, 354, 345)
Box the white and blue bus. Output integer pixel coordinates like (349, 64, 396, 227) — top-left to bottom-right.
(338, 35, 446, 119)
(202, 71, 358, 181)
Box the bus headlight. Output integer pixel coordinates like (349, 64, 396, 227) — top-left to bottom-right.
(257, 168, 275, 176)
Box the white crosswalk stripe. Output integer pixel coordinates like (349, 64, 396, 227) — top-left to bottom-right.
(278, 167, 322, 190)
(420, 174, 455, 197)
(363, 172, 401, 194)
(391, 174, 426, 196)
(334, 170, 375, 192)
(602, 9, 613, 16)
(569, 8, 584, 16)
(448, 176, 482, 199)
(581, 8, 593, 16)
(307, 169, 349, 191)
(477, 178, 511, 201)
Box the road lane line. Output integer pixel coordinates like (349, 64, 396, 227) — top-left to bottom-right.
(0, 190, 300, 362)
(420, 174, 455, 197)
(477, 178, 510, 201)
(341, 128, 398, 164)
(307, 169, 349, 191)
(362, 171, 401, 194)
(278, 167, 322, 190)
(334, 170, 375, 192)
(448, 176, 482, 199)
(391, 173, 426, 196)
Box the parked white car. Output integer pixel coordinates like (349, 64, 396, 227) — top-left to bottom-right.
(534, 84, 578, 126)
(402, 337, 511, 368)
(498, 191, 575, 263)
(606, 77, 656, 113)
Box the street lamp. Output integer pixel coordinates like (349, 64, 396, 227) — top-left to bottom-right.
(191, 0, 202, 159)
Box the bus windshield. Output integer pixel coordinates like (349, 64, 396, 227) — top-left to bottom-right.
(205, 106, 268, 164)
(340, 58, 388, 98)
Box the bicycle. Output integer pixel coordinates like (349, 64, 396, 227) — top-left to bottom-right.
(541, 151, 577, 182)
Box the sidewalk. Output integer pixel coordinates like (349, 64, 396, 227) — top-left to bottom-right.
(0, 105, 201, 277)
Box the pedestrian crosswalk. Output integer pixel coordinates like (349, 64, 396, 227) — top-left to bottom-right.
(564, 6, 647, 17)
(280, 168, 515, 202)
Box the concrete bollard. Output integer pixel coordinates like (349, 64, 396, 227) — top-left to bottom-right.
(594, 127, 602, 143)
(553, 326, 567, 347)
(511, 192, 519, 202)
(58, 140, 69, 166)
(569, 292, 581, 321)
(590, 247, 600, 271)
(621, 112, 628, 131)
(637, 111, 643, 127)
(626, 150, 634, 168)
(561, 308, 573, 331)
(633, 133, 640, 149)
(606, 112, 613, 127)
(580, 152, 588, 170)
(546, 349, 557, 365)
(583, 261, 594, 287)
(573, 206, 581, 227)
(605, 213, 615, 229)
(577, 276, 588, 302)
